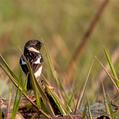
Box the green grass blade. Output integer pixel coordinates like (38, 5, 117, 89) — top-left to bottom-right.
(0, 65, 23, 93)
(105, 49, 119, 85)
(18, 69, 27, 91)
(11, 89, 22, 119)
(25, 57, 55, 116)
(67, 93, 74, 112)
(44, 45, 70, 113)
(87, 100, 93, 119)
(102, 83, 115, 119)
(29, 68, 41, 108)
(46, 86, 67, 115)
(82, 104, 87, 119)
(1, 64, 52, 119)
(95, 57, 119, 94)
(44, 44, 64, 90)
(0, 56, 52, 118)
(0, 55, 18, 82)
(0, 111, 2, 119)
(11, 70, 23, 119)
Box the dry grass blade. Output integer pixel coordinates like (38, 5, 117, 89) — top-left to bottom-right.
(53, 114, 82, 119)
(82, 104, 87, 119)
(74, 61, 94, 113)
(102, 83, 116, 119)
(95, 57, 119, 94)
(86, 99, 93, 119)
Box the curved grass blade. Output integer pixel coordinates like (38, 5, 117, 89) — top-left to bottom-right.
(43, 44, 65, 91)
(102, 83, 116, 119)
(24, 56, 55, 116)
(74, 61, 94, 113)
(82, 104, 87, 119)
(11, 89, 22, 119)
(43, 45, 69, 114)
(0, 55, 52, 119)
(87, 100, 93, 119)
(105, 49, 119, 86)
(0, 55, 19, 84)
(95, 57, 119, 94)
(11, 70, 24, 119)
(46, 86, 67, 115)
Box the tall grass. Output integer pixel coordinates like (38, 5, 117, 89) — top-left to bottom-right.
(0, 48, 119, 119)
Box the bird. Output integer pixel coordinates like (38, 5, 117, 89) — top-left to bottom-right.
(19, 40, 43, 90)
(20, 40, 61, 115)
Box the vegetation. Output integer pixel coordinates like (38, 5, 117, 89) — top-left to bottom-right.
(0, 0, 119, 118)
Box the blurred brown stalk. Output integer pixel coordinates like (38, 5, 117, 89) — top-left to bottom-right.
(64, 0, 109, 87)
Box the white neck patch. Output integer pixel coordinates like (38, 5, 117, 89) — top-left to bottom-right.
(34, 66, 42, 78)
(34, 57, 42, 64)
(28, 47, 40, 53)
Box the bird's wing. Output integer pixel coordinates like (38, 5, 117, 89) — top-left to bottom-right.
(19, 55, 29, 75)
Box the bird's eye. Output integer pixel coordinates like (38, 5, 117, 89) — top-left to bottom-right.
(36, 42, 42, 50)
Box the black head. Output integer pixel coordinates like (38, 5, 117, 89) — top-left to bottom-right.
(24, 40, 42, 54)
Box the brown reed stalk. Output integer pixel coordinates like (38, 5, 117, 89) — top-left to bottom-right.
(64, 0, 109, 87)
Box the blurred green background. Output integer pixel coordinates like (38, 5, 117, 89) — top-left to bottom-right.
(0, 0, 119, 99)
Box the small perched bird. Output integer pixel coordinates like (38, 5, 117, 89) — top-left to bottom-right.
(19, 40, 43, 90)
(20, 40, 61, 115)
